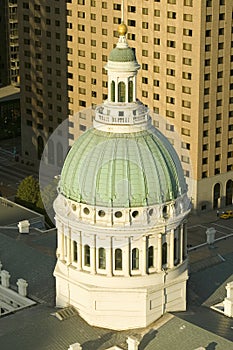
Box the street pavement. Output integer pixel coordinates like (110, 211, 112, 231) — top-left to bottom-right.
(0, 137, 38, 198)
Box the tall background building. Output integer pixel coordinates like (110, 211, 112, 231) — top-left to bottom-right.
(18, 0, 68, 165)
(18, 0, 233, 212)
(0, 0, 19, 87)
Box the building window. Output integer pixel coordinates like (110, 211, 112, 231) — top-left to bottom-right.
(167, 68, 175, 76)
(167, 40, 176, 48)
(166, 110, 175, 118)
(148, 246, 154, 268)
(162, 242, 167, 266)
(181, 128, 190, 136)
(111, 81, 115, 102)
(128, 19, 136, 27)
(132, 248, 139, 270)
(84, 245, 90, 266)
(167, 11, 176, 19)
(167, 96, 175, 104)
(73, 241, 78, 262)
(128, 81, 133, 102)
(167, 54, 175, 62)
(183, 72, 192, 80)
(183, 43, 192, 51)
(182, 156, 190, 164)
(118, 82, 125, 102)
(115, 249, 122, 270)
(167, 26, 176, 34)
(183, 28, 192, 36)
(183, 14, 192, 21)
(98, 248, 106, 269)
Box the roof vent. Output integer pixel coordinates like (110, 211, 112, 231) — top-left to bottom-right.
(55, 306, 78, 321)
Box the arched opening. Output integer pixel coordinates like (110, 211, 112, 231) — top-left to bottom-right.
(118, 81, 125, 102)
(148, 246, 154, 268)
(37, 136, 44, 160)
(226, 180, 233, 206)
(111, 81, 115, 102)
(128, 80, 133, 102)
(162, 242, 167, 266)
(84, 244, 90, 266)
(73, 241, 78, 262)
(132, 248, 139, 270)
(115, 249, 122, 270)
(57, 142, 63, 168)
(213, 183, 221, 209)
(98, 247, 106, 269)
(48, 139, 54, 164)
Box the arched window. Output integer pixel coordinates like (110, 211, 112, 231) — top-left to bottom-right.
(73, 241, 78, 262)
(57, 142, 63, 168)
(213, 183, 221, 209)
(98, 247, 106, 269)
(118, 81, 125, 102)
(84, 244, 90, 266)
(162, 242, 167, 266)
(115, 249, 122, 270)
(226, 180, 233, 206)
(37, 136, 44, 160)
(111, 81, 115, 102)
(48, 139, 54, 164)
(128, 80, 133, 102)
(148, 246, 154, 268)
(132, 248, 139, 270)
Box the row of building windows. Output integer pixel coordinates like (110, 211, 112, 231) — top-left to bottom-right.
(71, 242, 176, 270)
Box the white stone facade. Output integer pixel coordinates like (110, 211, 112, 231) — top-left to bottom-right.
(54, 193, 189, 330)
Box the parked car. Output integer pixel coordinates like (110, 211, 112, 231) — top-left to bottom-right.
(219, 210, 233, 219)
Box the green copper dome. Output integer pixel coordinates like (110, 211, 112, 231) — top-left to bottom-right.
(109, 47, 136, 62)
(59, 128, 187, 208)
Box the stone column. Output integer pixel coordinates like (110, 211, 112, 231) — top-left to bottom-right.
(1, 270, 10, 288)
(116, 78, 119, 102)
(126, 79, 129, 103)
(180, 226, 183, 264)
(90, 235, 96, 274)
(16, 279, 28, 297)
(133, 76, 136, 101)
(66, 236, 72, 265)
(169, 230, 174, 268)
(59, 224, 65, 261)
(123, 237, 130, 276)
(184, 223, 188, 259)
(0, 261, 2, 271)
(106, 237, 112, 277)
(157, 234, 162, 272)
(141, 236, 147, 275)
(77, 232, 82, 271)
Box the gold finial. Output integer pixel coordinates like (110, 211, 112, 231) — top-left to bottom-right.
(118, 22, 127, 36)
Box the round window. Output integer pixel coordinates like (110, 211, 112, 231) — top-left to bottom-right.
(98, 210, 105, 217)
(132, 210, 139, 218)
(115, 211, 122, 218)
(149, 208, 153, 216)
(83, 207, 90, 215)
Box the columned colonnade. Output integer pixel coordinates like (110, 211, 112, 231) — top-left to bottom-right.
(56, 220, 188, 276)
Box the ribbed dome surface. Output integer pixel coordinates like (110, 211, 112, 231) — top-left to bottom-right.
(59, 127, 187, 208)
(109, 47, 136, 62)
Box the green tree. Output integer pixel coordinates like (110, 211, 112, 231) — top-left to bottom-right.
(16, 175, 40, 205)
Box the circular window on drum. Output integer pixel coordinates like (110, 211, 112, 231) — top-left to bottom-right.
(115, 211, 122, 218)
